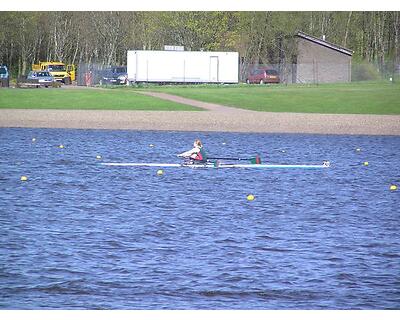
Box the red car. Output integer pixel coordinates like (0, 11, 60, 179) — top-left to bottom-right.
(246, 68, 280, 84)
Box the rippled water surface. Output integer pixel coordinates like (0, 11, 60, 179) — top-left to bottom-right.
(0, 128, 399, 309)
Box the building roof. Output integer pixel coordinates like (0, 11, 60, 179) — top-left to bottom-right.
(296, 31, 353, 56)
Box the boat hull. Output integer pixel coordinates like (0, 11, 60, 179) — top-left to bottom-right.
(101, 162, 330, 169)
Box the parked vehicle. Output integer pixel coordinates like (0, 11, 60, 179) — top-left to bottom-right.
(246, 68, 280, 84)
(27, 71, 54, 87)
(0, 64, 10, 87)
(100, 66, 128, 85)
(32, 61, 75, 84)
(127, 50, 239, 84)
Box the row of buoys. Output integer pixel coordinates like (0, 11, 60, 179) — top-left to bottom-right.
(155, 168, 256, 200)
(33, 137, 103, 160)
(22, 137, 105, 182)
(357, 148, 368, 166)
(21, 140, 398, 193)
(24, 138, 62, 181)
(357, 147, 397, 190)
(33, 137, 65, 149)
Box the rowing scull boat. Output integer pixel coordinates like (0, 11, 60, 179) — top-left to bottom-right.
(100, 161, 330, 169)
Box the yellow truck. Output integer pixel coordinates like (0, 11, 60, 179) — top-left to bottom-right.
(32, 61, 76, 84)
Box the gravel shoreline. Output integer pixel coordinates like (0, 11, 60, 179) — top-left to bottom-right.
(1, 91, 399, 135)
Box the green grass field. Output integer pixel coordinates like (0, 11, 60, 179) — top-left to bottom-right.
(141, 81, 400, 115)
(1, 81, 399, 114)
(0, 88, 199, 111)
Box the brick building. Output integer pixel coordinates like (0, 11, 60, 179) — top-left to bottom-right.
(290, 31, 353, 84)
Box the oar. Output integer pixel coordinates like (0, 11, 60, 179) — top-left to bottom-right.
(207, 155, 262, 164)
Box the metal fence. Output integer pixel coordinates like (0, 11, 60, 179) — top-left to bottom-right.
(241, 63, 338, 84)
(77, 63, 109, 86)
(77, 60, 399, 86)
(239, 61, 400, 85)
(351, 61, 400, 82)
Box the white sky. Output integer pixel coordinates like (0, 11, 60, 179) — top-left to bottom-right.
(1, 0, 400, 11)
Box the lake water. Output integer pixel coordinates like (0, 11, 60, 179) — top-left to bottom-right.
(0, 128, 399, 309)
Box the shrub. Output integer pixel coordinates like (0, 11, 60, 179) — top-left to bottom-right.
(352, 62, 381, 81)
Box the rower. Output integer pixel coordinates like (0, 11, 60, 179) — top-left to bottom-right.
(177, 139, 207, 163)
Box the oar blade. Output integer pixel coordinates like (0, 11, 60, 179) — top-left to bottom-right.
(207, 155, 262, 163)
(250, 155, 262, 164)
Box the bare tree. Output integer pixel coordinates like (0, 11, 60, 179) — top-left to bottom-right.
(89, 12, 126, 65)
(1, 12, 399, 79)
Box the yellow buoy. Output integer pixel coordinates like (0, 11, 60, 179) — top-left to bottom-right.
(390, 185, 397, 191)
(59, 144, 64, 149)
(157, 169, 164, 176)
(96, 155, 102, 159)
(247, 194, 255, 201)
(363, 161, 369, 166)
(20, 176, 28, 181)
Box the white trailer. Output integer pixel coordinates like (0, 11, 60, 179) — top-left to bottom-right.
(127, 50, 239, 84)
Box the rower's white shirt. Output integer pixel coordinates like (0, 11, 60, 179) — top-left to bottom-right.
(179, 147, 200, 157)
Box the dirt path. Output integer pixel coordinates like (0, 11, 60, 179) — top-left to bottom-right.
(137, 91, 245, 112)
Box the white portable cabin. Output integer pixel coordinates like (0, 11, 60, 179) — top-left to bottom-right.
(127, 50, 239, 84)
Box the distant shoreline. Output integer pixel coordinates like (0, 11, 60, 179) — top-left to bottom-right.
(1, 108, 399, 135)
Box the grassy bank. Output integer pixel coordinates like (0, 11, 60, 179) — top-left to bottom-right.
(141, 81, 400, 115)
(1, 82, 399, 115)
(0, 88, 199, 111)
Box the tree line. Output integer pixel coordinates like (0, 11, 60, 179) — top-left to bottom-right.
(0, 11, 399, 77)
